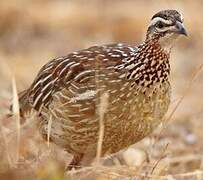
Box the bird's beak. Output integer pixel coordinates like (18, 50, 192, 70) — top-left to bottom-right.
(175, 21, 188, 36)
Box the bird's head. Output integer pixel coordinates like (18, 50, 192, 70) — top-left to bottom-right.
(146, 10, 187, 52)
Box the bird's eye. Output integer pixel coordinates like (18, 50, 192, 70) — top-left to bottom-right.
(156, 21, 164, 29)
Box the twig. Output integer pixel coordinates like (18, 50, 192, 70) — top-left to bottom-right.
(96, 92, 109, 163)
(12, 77, 20, 164)
(150, 143, 169, 176)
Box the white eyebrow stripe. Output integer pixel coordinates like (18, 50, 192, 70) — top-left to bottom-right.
(149, 17, 172, 27)
(180, 13, 184, 22)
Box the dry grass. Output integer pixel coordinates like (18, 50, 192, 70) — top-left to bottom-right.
(1, 0, 203, 179)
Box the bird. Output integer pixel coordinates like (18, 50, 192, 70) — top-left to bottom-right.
(15, 9, 187, 169)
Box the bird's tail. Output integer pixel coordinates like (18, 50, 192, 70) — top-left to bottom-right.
(10, 90, 32, 122)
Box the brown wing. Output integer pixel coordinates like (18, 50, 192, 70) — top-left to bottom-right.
(27, 44, 138, 112)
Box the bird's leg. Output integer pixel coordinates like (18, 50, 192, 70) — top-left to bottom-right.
(66, 154, 84, 170)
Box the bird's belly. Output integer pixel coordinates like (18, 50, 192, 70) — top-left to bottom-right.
(103, 82, 171, 154)
(39, 81, 171, 155)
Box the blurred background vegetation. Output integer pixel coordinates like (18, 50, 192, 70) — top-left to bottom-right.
(1, 0, 203, 179)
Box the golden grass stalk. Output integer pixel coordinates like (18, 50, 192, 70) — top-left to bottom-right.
(95, 55, 109, 164)
(11, 76, 20, 164)
(96, 92, 109, 164)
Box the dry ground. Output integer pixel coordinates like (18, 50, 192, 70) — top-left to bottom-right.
(1, 0, 203, 179)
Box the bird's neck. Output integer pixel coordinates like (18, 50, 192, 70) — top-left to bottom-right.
(142, 35, 171, 57)
(125, 37, 170, 87)
(145, 33, 178, 54)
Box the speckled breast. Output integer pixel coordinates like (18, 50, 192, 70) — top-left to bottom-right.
(39, 77, 171, 156)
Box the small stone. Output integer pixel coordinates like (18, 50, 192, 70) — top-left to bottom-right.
(184, 133, 197, 145)
(122, 148, 146, 166)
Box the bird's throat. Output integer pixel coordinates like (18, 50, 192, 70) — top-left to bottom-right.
(158, 34, 179, 54)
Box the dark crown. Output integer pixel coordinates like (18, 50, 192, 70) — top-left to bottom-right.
(152, 10, 183, 23)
